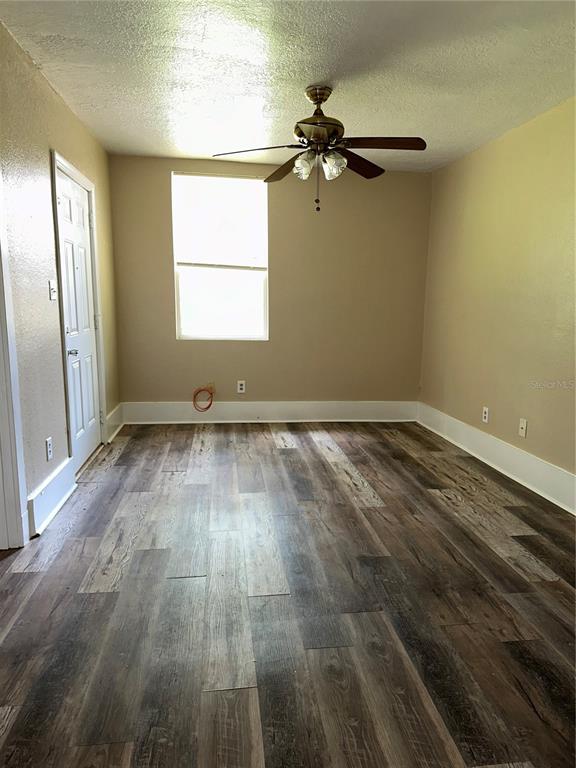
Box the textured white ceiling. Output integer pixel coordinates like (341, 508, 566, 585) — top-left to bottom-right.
(1, 1, 574, 170)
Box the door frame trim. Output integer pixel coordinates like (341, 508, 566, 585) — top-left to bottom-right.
(0, 164, 28, 548)
(51, 151, 107, 461)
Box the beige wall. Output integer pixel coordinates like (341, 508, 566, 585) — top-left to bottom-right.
(0, 23, 119, 491)
(109, 156, 431, 403)
(421, 98, 575, 472)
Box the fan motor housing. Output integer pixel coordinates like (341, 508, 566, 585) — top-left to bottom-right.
(293, 113, 344, 146)
(294, 85, 345, 147)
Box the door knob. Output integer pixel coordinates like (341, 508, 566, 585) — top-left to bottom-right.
(67, 349, 79, 356)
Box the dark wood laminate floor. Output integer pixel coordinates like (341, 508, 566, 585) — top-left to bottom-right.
(0, 422, 574, 768)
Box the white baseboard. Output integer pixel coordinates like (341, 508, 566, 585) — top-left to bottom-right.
(121, 400, 418, 424)
(27, 457, 77, 537)
(105, 404, 124, 443)
(417, 402, 575, 514)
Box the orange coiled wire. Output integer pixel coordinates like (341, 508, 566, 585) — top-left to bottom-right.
(192, 384, 214, 412)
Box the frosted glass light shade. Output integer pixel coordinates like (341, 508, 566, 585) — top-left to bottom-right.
(293, 150, 316, 180)
(322, 150, 347, 180)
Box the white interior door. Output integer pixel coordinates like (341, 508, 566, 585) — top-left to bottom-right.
(56, 169, 101, 471)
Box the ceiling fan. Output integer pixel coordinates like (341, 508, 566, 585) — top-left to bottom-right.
(213, 85, 426, 210)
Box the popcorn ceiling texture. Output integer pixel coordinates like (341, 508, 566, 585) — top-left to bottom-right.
(0, 0, 574, 170)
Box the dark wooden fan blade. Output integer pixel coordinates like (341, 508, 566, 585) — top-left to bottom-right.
(344, 137, 427, 151)
(264, 153, 304, 183)
(213, 144, 303, 157)
(339, 149, 385, 179)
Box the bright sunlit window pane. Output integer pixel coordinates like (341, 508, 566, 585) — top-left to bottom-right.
(172, 174, 268, 268)
(177, 266, 268, 340)
(172, 174, 268, 340)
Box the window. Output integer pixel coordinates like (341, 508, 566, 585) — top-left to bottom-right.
(172, 173, 268, 340)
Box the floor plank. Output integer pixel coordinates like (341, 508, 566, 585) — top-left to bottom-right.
(344, 611, 466, 768)
(380, 600, 522, 766)
(445, 625, 573, 768)
(502, 590, 574, 667)
(0, 592, 116, 765)
(431, 490, 559, 582)
(70, 743, 134, 768)
(241, 493, 290, 597)
(161, 425, 195, 473)
(209, 492, 242, 532)
(0, 707, 19, 751)
(131, 576, 206, 767)
(309, 427, 385, 507)
(273, 513, 353, 649)
(186, 424, 217, 484)
(202, 531, 257, 691)
(0, 572, 42, 646)
(249, 594, 332, 768)
(506, 504, 575, 554)
(278, 447, 316, 501)
(136, 485, 210, 578)
(79, 437, 131, 482)
(307, 646, 391, 768)
(0, 538, 101, 707)
(198, 688, 265, 768)
(75, 549, 170, 745)
(511, 533, 575, 586)
(79, 492, 161, 593)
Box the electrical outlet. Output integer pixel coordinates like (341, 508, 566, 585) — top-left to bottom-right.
(482, 406, 489, 424)
(518, 418, 527, 438)
(237, 380, 246, 394)
(45, 437, 53, 461)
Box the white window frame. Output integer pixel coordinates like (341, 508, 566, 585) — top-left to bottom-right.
(172, 173, 269, 342)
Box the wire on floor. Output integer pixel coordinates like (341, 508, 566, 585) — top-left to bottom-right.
(192, 383, 214, 412)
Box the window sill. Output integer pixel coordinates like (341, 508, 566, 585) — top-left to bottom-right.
(177, 336, 269, 342)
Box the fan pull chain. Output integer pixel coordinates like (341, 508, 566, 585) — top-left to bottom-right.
(315, 154, 321, 212)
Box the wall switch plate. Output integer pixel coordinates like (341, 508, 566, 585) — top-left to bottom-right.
(45, 437, 53, 461)
(482, 406, 489, 424)
(518, 418, 528, 438)
(237, 380, 246, 394)
(48, 279, 58, 302)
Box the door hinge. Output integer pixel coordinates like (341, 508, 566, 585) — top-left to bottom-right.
(94, 313, 99, 330)
(88, 209, 95, 231)
(99, 410, 105, 426)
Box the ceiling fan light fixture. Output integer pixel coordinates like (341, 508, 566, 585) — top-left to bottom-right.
(293, 149, 316, 180)
(214, 87, 426, 193)
(322, 149, 347, 180)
